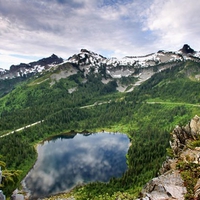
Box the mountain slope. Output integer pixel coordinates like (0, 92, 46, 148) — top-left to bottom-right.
(1, 44, 200, 79)
(0, 45, 200, 199)
(0, 54, 63, 97)
(1, 44, 200, 95)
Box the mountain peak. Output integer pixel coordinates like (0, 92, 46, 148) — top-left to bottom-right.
(67, 49, 106, 66)
(180, 44, 195, 54)
(80, 49, 91, 54)
(50, 54, 59, 59)
(0, 54, 64, 80)
(1, 45, 200, 81)
(32, 54, 63, 65)
(79, 49, 106, 59)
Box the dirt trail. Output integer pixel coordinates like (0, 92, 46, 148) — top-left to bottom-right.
(0, 120, 44, 138)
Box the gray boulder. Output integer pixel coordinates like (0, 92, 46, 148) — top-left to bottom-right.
(140, 171, 187, 200)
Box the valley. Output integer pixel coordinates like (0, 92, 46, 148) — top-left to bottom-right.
(0, 45, 200, 199)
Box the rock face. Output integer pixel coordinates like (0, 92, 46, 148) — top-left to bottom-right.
(0, 54, 63, 80)
(1, 44, 200, 81)
(139, 115, 200, 200)
(170, 115, 200, 157)
(140, 171, 186, 200)
(190, 115, 200, 135)
(180, 44, 195, 54)
(0, 191, 5, 200)
(10, 54, 63, 72)
(11, 189, 24, 200)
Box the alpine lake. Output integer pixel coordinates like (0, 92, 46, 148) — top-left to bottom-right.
(23, 132, 130, 199)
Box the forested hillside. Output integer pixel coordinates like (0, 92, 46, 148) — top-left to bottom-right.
(0, 60, 200, 199)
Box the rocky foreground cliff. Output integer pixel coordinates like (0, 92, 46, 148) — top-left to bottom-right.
(139, 115, 200, 200)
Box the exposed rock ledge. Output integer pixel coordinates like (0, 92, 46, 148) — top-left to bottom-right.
(140, 170, 186, 200)
(139, 115, 200, 200)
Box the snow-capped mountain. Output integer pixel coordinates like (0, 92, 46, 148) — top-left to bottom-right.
(63, 44, 200, 79)
(67, 44, 200, 69)
(0, 54, 63, 79)
(1, 44, 200, 80)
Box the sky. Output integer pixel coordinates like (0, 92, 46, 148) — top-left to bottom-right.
(0, 0, 200, 69)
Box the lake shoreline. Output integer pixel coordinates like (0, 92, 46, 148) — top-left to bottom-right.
(21, 131, 130, 199)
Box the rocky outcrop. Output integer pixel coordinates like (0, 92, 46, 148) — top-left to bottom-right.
(11, 189, 24, 200)
(170, 115, 200, 157)
(10, 54, 63, 72)
(30, 54, 63, 67)
(180, 44, 195, 54)
(0, 54, 63, 80)
(190, 115, 200, 135)
(1, 45, 200, 81)
(139, 115, 200, 200)
(0, 191, 5, 200)
(140, 171, 186, 200)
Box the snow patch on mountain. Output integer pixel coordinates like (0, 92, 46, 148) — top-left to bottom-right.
(194, 51, 200, 58)
(1, 45, 200, 81)
(66, 48, 188, 73)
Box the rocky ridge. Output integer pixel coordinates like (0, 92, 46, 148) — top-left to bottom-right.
(1, 44, 200, 81)
(0, 54, 63, 79)
(1, 45, 200, 94)
(65, 45, 200, 79)
(139, 115, 200, 200)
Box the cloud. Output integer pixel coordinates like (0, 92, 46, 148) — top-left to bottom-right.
(0, 52, 40, 69)
(142, 0, 200, 51)
(0, 0, 199, 69)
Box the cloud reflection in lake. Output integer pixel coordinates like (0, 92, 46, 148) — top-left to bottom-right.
(24, 132, 129, 198)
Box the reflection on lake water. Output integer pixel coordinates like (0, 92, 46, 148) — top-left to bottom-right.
(24, 132, 129, 198)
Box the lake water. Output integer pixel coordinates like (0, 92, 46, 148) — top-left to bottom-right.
(24, 132, 129, 198)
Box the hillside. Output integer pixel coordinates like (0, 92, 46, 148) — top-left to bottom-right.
(0, 44, 200, 96)
(139, 115, 200, 200)
(0, 45, 200, 199)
